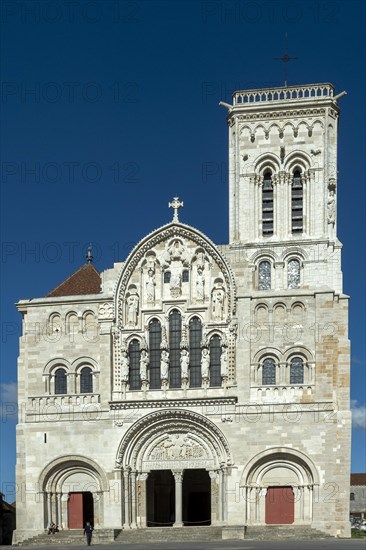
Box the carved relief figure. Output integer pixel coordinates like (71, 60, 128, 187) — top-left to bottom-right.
(161, 349, 169, 380)
(212, 287, 225, 320)
(196, 267, 205, 300)
(221, 347, 228, 377)
(170, 268, 182, 296)
(180, 349, 189, 379)
(121, 350, 129, 382)
(201, 347, 210, 379)
(127, 294, 139, 326)
(327, 189, 336, 224)
(146, 268, 156, 303)
(140, 349, 149, 381)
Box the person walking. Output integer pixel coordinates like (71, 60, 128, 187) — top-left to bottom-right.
(84, 521, 93, 546)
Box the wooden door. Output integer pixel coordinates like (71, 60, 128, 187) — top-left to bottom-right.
(68, 492, 83, 528)
(265, 486, 294, 524)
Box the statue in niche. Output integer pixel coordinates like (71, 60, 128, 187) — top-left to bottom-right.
(121, 350, 129, 382)
(180, 349, 189, 379)
(201, 347, 210, 379)
(196, 267, 205, 301)
(140, 349, 149, 381)
(212, 287, 225, 321)
(327, 189, 336, 224)
(126, 294, 139, 326)
(221, 347, 228, 377)
(161, 349, 169, 380)
(170, 268, 182, 296)
(145, 268, 156, 303)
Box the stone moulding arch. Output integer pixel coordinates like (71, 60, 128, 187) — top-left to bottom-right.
(39, 455, 109, 493)
(240, 446, 319, 487)
(115, 408, 233, 471)
(114, 222, 237, 322)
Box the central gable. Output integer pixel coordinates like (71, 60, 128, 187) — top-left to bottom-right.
(114, 222, 236, 329)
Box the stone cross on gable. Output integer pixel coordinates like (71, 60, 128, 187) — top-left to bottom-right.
(169, 197, 184, 222)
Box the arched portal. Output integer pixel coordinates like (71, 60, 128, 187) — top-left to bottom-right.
(39, 456, 109, 529)
(240, 447, 319, 526)
(116, 409, 232, 528)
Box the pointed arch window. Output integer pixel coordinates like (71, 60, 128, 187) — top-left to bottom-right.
(128, 339, 141, 390)
(209, 335, 222, 387)
(258, 260, 271, 290)
(262, 358, 276, 385)
(80, 366, 93, 393)
(169, 310, 182, 388)
(189, 317, 202, 388)
(288, 259, 300, 289)
(290, 357, 304, 384)
(149, 319, 162, 389)
(262, 171, 274, 236)
(292, 170, 303, 233)
(55, 368, 67, 395)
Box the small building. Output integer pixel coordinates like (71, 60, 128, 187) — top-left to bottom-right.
(0, 493, 16, 545)
(350, 474, 366, 520)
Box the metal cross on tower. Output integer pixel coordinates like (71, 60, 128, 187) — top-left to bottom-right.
(273, 33, 298, 87)
(169, 197, 184, 222)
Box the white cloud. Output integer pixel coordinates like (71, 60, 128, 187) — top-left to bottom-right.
(351, 400, 366, 430)
(0, 382, 18, 404)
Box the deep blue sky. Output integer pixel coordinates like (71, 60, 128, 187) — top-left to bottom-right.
(1, 0, 365, 502)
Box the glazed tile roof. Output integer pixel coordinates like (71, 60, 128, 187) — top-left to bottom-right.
(351, 474, 366, 486)
(46, 263, 101, 297)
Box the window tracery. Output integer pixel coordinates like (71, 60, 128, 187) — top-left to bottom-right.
(149, 319, 162, 389)
(169, 310, 182, 388)
(189, 317, 202, 388)
(262, 358, 276, 385)
(128, 339, 141, 390)
(209, 335, 222, 387)
(258, 260, 271, 290)
(80, 366, 93, 393)
(290, 357, 304, 384)
(288, 259, 301, 289)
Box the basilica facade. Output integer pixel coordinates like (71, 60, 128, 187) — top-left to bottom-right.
(15, 83, 351, 542)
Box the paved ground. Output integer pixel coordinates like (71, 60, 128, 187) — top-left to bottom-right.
(3, 540, 366, 550)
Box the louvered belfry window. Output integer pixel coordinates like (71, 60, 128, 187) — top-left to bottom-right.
(292, 170, 303, 233)
(262, 171, 274, 236)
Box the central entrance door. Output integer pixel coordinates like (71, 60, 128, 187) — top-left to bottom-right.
(147, 470, 175, 527)
(68, 492, 94, 528)
(183, 469, 211, 525)
(265, 486, 294, 524)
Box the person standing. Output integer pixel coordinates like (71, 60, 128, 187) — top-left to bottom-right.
(84, 522, 93, 546)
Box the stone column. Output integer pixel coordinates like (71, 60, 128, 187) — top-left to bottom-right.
(173, 471, 183, 527)
(47, 492, 52, 526)
(209, 471, 219, 524)
(137, 473, 148, 527)
(131, 472, 137, 528)
(61, 493, 68, 530)
(123, 469, 131, 528)
(221, 467, 228, 521)
(56, 493, 62, 527)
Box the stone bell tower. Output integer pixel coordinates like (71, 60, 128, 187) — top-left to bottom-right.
(221, 83, 344, 245)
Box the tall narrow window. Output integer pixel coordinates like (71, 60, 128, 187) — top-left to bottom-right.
(128, 339, 141, 390)
(290, 357, 304, 384)
(169, 310, 182, 388)
(164, 271, 171, 283)
(288, 259, 300, 289)
(292, 170, 303, 233)
(55, 368, 67, 394)
(189, 317, 202, 388)
(262, 171, 274, 236)
(258, 260, 271, 290)
(209, 335, 222, 387)
(80, 366, 93, 393)
(262, 358, 276, 385)
(149, 319, 162, 389)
